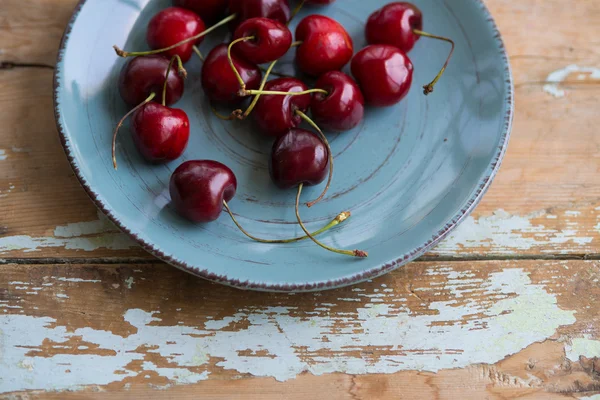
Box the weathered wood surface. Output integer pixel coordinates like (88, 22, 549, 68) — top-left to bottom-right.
(1, 260, 599, 398)
(1, 0, 600, 398)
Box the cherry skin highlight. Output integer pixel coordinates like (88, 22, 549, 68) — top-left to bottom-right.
(366, 2, 423, 53)
(351, 44, 414, 107)
(170, 160, 237, 223)
(269, 128, 330, 189)
(228, 0, 291, 30)
(172, 0, 228, 23)
(295, 14, 353, 77)
(201, 43, 262, 104)
(131, 103, 190, 163)
(147, 7, 206, 63)
(233, 17, 292, 64)
(311, 71, 364, 132)
(118, 55, 184, 108)
(253, 78, 311, 138)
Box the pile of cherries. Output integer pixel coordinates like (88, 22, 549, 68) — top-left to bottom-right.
(111, 0, 454, 259)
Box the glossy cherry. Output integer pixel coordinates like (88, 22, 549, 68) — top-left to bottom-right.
(366, 2, 422, 53)
(118, 55, 184, 107)
(295, 14, 353, 77)
(130, 103, 190, 163)
(311, 71, 364, 132)
(351, 44, 413, 107)
(253, 78, 311, 138)
(228, 0, 291, 30)
(233, 17, 292, 64)
(201, 44, 262, 104)
(170, 160, 237, 223)
(270, 128, 329, 189)
(147, 7, 206, 63)
(173, 0, 228, 23)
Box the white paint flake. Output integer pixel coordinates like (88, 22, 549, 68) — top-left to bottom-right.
(124, 277, 134, 290)
(565, 336, 600, 361)
(543, 65, 600, 97)
(434, 209, 593, 255)
(0, 268, 575, 392)
(0, 150, 6, 161)
(56, 278, 101, 283)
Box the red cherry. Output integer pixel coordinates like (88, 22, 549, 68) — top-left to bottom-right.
(269, 128, 329, 189)
(118, 55, 184, 107)
(233, 17, 292, 64)
(295, 15, 353, 77)
(351, 44, 413, 107)
(172, 0, 228, 23)
(201, 44, 262, 104)
(170, 160, 237, 223)
(253, 78, 311, 138)
(131, 103, 190, 163)
(311, 71, 364, 132)
(146, 7, 206, 63)
(366, 2, 422, 53)
(228, 0, 291, 30)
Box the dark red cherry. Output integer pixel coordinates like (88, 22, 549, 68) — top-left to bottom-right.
(170, 160, 237, 223)
(295, 15, 353, 77)
(173, 0, 228, 23)
(366, 2, 422, 53)
(269, 128, 329, 189)
(228, 0, 291, 30)
(131, 103, 190, 163)
(253, 78, 311, 138)
(351, 44, 413, 107)
(233, 17, 292, 64)
(201, 44, 262, 104)
(311, 71, 364, 132)
(147, 7, 206, 63)
(118, 55, 184, 107)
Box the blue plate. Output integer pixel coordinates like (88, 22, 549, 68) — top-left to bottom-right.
(54, 0, 513, 291)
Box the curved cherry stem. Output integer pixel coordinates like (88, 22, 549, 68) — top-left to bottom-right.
(112, 92, 156, 170)
(295, 184, 367, 257)
(162, 54, 185, 106)
(113, 13, 237, 58)
(295, 110, 333, 208)
(211, 106, 243, 121)
(240, 87, 327, 97)
(243, 59, 279, 118)
(413, 29, 455, 95)
(223, 200, 350, 243)
(289, 0, 306, 23)
(192, 45, 204, 61)
(228, 36, 255, 91)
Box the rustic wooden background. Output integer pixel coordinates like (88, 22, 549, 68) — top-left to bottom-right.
(1, 0, 600, 398)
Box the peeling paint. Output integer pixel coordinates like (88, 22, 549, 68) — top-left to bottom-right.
(434, 209, 593, 255)
(543, 65, 600, 97)
(56, 278, 101, 283)
(0, 269, 575, 392)
(0, 150, 6, 161)
(565, 336, 600, 361)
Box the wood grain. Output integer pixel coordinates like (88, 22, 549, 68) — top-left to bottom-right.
(1, 260, 599, 398)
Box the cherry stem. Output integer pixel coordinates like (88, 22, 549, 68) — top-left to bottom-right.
(295, 184, 367, 258)
(289, 0, 305, 24)
(291, 40, 303, 47)
(412, 29, 455, 95)
(112, 92, 156, 170)
(243, 59, 279, 118)
(192, 45, 204, 61)
(162, 54, 185, 106)
(240, 88, 327, 97)
(228, 36, 255, 91)
(295, 110, 333, 208)
(211, 106, 243, 121)
(113, 13, 237, 58)
(223, 200, 350, 243)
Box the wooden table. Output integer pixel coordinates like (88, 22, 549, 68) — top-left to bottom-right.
(1, 0, 599, 398)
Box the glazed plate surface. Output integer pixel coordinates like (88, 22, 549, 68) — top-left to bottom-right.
(54, 0, 513, 291)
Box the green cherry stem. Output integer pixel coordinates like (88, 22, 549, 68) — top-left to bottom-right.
(295, 184, 368, 257)
(113, 13, 237, 58)
(111, 92, 156, 170)
(295, 110, 333, 208)
(240, 87, 328, 97)
(243, 58, 279, 118)
(192, 45, 204, 61)
(162, 54, 185, 106)
(223, 200, 351, 243)
(228, 36, 255, 91)
(412, 29, 455, 95)
(289, 0, 306, 24)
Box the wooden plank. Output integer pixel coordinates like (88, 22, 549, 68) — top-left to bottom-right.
(1, 260, 599, 398)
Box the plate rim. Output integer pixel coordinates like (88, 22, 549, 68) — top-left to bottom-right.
(53, 0, 514, 292)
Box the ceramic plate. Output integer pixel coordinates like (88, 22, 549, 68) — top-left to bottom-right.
(54, 0, 513, 291)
